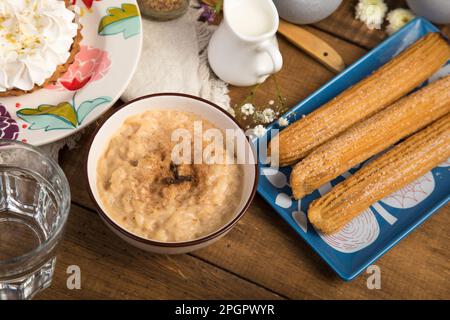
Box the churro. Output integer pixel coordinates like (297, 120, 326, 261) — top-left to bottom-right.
(291, 75, 450, 199)
(308, 114, 450, 234)
(270, 33, 450, 166)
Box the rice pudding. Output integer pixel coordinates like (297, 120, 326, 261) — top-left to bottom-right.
(96, 110, 244, 242)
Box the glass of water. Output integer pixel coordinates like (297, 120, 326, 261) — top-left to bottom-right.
(0, 140, 71, 300)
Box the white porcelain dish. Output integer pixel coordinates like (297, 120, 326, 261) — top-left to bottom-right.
(208, 0, 283, 87)
(86, 93, 258, 254)
(0, 0, 142, 146)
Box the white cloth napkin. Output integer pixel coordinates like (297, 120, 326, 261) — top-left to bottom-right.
(121, 4, 230, 110)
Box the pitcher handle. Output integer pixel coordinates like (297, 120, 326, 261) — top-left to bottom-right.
(256, 40, 283, 77)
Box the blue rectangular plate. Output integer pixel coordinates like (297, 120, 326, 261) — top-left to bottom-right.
(257, 18, 450, 280)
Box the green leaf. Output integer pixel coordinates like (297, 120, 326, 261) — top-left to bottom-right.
(98, 4, 140, 39)
(77, 96, 112, 124)
(17, 102, 78, 131)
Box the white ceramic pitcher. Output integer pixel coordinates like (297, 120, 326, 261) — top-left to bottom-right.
(208, 0, 283, 87)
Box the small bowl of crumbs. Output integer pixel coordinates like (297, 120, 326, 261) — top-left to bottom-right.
(86, 93, 258, 254)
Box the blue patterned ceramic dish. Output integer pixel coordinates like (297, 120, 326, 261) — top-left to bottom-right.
(257, 17, 450, 280)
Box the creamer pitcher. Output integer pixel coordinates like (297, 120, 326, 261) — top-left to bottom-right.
(208, 0, 283, 87)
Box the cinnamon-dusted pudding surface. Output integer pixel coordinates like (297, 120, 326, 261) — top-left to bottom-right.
(97, 110, 243, 242)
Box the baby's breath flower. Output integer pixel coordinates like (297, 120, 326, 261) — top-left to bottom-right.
(241, 103, 255, 116)
(262, 108, 275, 123)
(355, 0, 388, 30)
(252, 125, 266, 138)
(278, 117, 289, 127)
(386, 8, 415, 35)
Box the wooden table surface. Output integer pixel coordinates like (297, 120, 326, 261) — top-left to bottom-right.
(38, 0, 450, 300)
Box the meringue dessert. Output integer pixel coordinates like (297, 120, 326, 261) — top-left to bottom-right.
(0, 0, 81, 96)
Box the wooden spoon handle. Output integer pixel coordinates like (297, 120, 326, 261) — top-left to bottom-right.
(278, 19, 345, 73)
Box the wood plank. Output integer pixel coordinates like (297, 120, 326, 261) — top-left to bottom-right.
(313, 0, 385, 49)
(314, 0, 449, 49)
(56, 28, 450, 299)
(57, 122, 450, 299)
(37, 204, 283, 300)
(192, 199, 450, 299)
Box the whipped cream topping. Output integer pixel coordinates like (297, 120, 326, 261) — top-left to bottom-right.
(0, 0, 79, 92)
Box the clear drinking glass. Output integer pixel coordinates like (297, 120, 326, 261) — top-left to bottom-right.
(0, 140, 71, 300)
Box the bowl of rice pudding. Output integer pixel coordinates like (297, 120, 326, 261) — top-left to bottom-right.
(86, 94, 258, 254)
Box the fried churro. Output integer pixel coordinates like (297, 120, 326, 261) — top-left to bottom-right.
(291, 75, 450, 200)
(270, 33, 450, 166)
(308, 114, 450, 234)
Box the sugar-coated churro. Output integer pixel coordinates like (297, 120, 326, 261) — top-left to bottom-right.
(291, 75, 450, 199)
(308, 114, 450, 234)
(270, 32, 450, 166)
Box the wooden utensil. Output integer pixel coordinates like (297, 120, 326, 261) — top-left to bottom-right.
(278, 19, 345, 73)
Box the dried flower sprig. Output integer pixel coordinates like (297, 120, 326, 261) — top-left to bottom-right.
(252, 125, 266, 138)
(386, 8, 415, 35)
(241, 103, 255, 116)
(230, 76, 288, 138)
(198, 0, 223, 23)
(278, 117, 289, 127)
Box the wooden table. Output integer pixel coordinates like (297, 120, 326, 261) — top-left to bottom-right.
(38, 0, 450, 300)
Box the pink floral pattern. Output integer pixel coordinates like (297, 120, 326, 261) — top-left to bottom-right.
(20, 45, 114, 131)
(47, 45, 111, 91)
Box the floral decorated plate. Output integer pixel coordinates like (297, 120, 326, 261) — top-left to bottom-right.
(257, 18, 450, 280)
(0, 0, 142, 146)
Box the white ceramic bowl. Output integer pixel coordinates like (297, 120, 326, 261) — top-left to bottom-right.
(407, 0, 450, 24)
(273, 0, 342, 25)
(86, 93, 258, 254)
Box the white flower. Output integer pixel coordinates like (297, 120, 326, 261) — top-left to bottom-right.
(386, 8, 415, 35)
(268, 100, 275, 105)
(355, 0, 388, 30)
(278, 117, 289, 127)
(241, 103, 255, 116)
(262, 108, 275, 123)
(252, 125, 266, 138)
